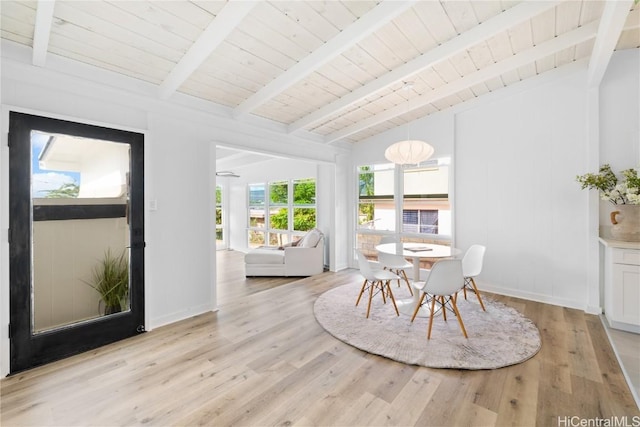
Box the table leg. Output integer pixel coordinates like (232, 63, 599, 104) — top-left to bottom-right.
(412, 257, 420, 282)
(396, 256, 433, 318)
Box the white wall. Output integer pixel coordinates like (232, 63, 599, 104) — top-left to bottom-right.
(145, 114, 215, 327)
(598, 49, 640, 232)
(455, 67, 589, 309)
(332, 153, 352, 272)
(351, 50, 639, 313)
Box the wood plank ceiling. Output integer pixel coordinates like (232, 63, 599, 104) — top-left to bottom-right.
(1, 0, 639, 147)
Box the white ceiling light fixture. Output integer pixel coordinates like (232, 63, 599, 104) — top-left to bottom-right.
(384, 139, 434, 165)
(216, 171, 240, 178)
(384, 82, 434, 166)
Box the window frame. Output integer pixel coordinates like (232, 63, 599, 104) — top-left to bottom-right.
(215, 184, 223, 244)
(247, 178, 317, 247)
(357, 163, 395, 232)
(355, 158, 452, 243)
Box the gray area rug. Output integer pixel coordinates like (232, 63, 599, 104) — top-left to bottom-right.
(313, 283, 541, 370)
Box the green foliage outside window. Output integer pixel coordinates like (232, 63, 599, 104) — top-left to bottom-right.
(293, 179, 316, 230)
(358, 166, 374, 224)
(270, 208, 288, 230)
(216, 208, 222, 226)
(248, 178, 317, 246)
(293, 207, 315, 231)
(270, 181, 288, 204)
(45, 182, 79, 198)
(294, 179, 316, 204)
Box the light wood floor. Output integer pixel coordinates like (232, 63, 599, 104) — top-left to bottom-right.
(1, 250, 639, 426)
(603, 321, 640, 406)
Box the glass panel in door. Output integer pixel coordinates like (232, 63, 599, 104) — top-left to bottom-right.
(30, 131, 131, 333)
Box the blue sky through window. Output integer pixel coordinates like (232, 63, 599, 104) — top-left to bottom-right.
(31, 132, 81, 198)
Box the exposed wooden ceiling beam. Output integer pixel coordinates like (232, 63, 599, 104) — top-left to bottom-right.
(233, 0, 417, 116)
(32, 0, 55, 67)
(587, 0, 633, 87)
(158, 0, 257, 100)
(325, 20, 600, 144)
(289, 0, 561, 134)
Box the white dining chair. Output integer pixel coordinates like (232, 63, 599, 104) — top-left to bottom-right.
(411, 259, 467, 339)
(355, 249, 400, 318)
(377, 236, 413, 295)
(461, 244, 487, 311)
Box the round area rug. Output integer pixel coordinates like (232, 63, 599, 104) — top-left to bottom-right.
(313, 284, 541, 370)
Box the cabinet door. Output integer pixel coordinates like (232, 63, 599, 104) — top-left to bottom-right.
(612, 263, 640, 325)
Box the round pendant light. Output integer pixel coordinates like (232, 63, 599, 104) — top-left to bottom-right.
(384, 139, 434, 165)
(384, 82, 435, 165)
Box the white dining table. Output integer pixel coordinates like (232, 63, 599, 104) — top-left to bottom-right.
(375, 242, 461, 317)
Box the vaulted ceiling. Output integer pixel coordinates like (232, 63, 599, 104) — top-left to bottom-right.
(2, 1, 638, 156)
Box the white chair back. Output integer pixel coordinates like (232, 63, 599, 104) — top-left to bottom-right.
(462, 245, 486, 278)
(377, 236, 407, 266)
(355, 249, 377, 280)
(377, 251, 398, 266)
(423, 259, 464, 296)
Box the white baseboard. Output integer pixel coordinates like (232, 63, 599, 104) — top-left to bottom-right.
(479, 283, 588, 312)
(149, 302, 215, 331)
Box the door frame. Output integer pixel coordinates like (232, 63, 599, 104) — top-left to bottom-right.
(6, 111, 146, 374)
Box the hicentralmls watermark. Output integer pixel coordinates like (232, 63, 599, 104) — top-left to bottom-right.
(557, 416, 640, 427)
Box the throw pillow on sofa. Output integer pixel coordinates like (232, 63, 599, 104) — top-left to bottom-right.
(299, 228, 322, 248)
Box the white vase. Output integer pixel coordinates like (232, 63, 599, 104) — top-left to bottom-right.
(610, 204, 640, 242)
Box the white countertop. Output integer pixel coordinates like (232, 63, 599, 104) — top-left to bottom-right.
(599, 238, 640, 250)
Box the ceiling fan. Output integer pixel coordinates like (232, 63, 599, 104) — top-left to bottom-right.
(216, 171, 240, 178)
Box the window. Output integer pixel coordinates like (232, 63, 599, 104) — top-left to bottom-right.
(248, 184, 266, 247)
(247, 178, 316, 248)
(356, 159, 451, 247)
(268, 180, 288, 246)
(293, 178, 316, 232)
(402, 163, 450, 236)
(402, 209, 439, 234)
(357, 164, 395, 231)
(216, 185, 223, 242)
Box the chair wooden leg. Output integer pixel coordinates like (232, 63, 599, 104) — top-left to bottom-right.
(427, 296, 437, 339)
(450, 295, 468, 338)
(470, 277, 486, 311)
(441, 296, 447, 321)
(410, 292, 426, 322)
(356, 279, 368, 307)
(366, 281, 374, 318)
(379, 281, 387, 304)
(393, 269, 401, 288)
(385, 281, 399, 316)
(463, 283, 468, 300)
(400, 270, 413, 296)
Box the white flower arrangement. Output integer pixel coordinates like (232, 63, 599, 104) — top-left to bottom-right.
(576, 164, 640, 205)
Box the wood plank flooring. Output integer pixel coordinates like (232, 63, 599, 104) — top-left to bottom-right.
(1, 249, 639, 426)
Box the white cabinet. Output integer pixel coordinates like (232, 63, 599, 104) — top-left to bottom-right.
(601, 239, 640, 333)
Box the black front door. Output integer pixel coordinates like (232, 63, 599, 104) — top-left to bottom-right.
(8, 112, 145, 374)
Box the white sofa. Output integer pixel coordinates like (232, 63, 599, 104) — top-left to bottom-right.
(244, 228, 325, 277)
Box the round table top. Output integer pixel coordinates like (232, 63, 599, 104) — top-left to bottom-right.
(375, 242, 461, 258)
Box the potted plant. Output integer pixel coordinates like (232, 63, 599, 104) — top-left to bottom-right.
(85, 249, 129, 315)
(576, 164, 640, 241)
